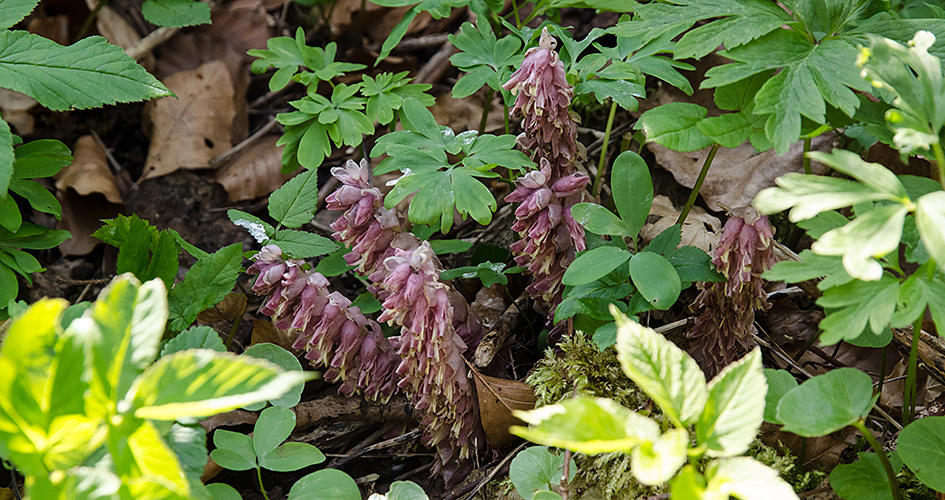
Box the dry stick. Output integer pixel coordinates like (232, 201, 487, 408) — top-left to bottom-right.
(392, 462, 432, 483)
(89, 129, 124, 176)
(415, 41, 457, 84)
(208, 117, 280, 170)
(125, 26, 179, 60)
(474, 292, 529, 368)
(459, 442, 527, 500)
(328, 422, 397, 467)
(329, 429, 423, 469)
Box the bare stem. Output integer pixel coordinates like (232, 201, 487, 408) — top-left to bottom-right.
(676, 143, 720, 226)
(257, 466, 271, 500)
(479, 88, 495, 134)
(904, 313, 923, 425)
(852, 420, 903, 500)
(560, 449, 570, 500)
(592, 100, 618, 201)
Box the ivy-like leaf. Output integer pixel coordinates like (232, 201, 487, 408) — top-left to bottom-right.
(141, 0, 211, 28)
(0, 31, 173, 111)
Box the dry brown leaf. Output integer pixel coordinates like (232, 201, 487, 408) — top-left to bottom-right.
(0, 88, 37, 135)
(27, 16, 69, 45)
(83, 0, 155, 71)
(56, 190, 123, 256)
(760, 422, 854, 471)
(645, 135, 833, 213)
(251, 319, 296, 351)
(203, 0, 272, 59)
(472, 371, 536, 449)
(210, 136, 296, 202)
(429, 93, 505, 133)
(0, 487, 14, 500)
(197, 292, 247, 323)
(56, 136, 122, 204)
(640, 195, 721, 253)
(141, 60, 236, 180)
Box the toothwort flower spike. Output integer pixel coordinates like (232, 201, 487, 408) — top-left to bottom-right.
(687, 209, 776, 377)
(247, 244, 401, 402)
(504, 28, 590, 309)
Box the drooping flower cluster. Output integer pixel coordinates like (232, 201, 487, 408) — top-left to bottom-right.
(504, 27, 589, 308)
(687, 209, 776, 376)
(247, 245, 400, 402)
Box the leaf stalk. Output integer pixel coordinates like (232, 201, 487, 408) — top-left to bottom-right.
(676, 143, 719, 226)
(852, 420, 903, 500)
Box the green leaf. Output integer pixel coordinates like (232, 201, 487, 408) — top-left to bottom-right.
(509, 446, 575, 500)
(570, 203, 634, 237)
(807, 150, 909, 199)
(613, 307, 708, 427)
(207, 483, 242, 500)
(387, 167, 496, 233)
(0, 222, 69, 249)
(241, 343, 305, 409)
(898, 416, 945, 492)
(669, 246, 723, 286)
(361, 71, 433, 125)
(141, 0, 211, 27)
(268, 230, 338, 258)
(12, 139, 71, 179)
(697, 113, 751, 148)
(131, 349, 315, 420)
(160, 325, 225, 357)
(703, 30, 869, 154)
(440, 262, 508, 288)
(915, 191, 945, 276)
(796, 210, 849, 240)
(124, 419, 190, 497)
(703, 457, 799, 500)
(631, 427, 689, 486)
(254, 406, 295, 459)
(260, 441, 326, 472)
(643, 224, 681, 256)
(669, 466, 706, 500)
(288, 468, 361, 500)
(9, 179, 60, 217)
(812, 204, 909, 282)
(0, 194, 20, 231)
(430, 239, 473, 255)
(386, 481, 429, 500)
(610, 151, 652, 239)
(167, 243, 242, 331)
(448, 21, 523, 97)
(0, 31, 173, 111)
(228, 209, 274, 241)
(211, 429, 257, 471)
(629, 252, 681, 311)
(164, 421, 208, 477)
(817, 276, 899, 346)
(696, 349, 765, 457)
(511, 396, 660, 454)
(0, 119, 13, 197)
(0, 0, 40, 30)
(314, 247, 356, 277)
(763, 250, 853, 290)
(762, 369, 797, 424)
(830, 451, 902, 500)
(776, 368, 875, 437)
(753, 173, 903, 223)
(0, 262, 17, 306)
(634, 102, 713, 152)
(562, 246, 631, 286)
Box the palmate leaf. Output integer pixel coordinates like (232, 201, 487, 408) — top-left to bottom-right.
(360, 71, 433, 125)
(0, 31, 172, 111)
(448, 21, 522, 99)
(816, 275, 899, 345)
(386, 166, 497, 233)
(141, 0, 211, 28)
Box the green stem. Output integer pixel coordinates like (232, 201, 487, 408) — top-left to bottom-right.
(592, 100, 618, 201)
(803, 137, 812, 175)
(676, 143, 720, 226)
(479, 88, 495, 133)
(503, 100, 510, 136)
(511, 0, 522, 27)
(904, 312, 923, 425)
(877, 347, 887, 401)
(257, 466, 271, 500)
(852, 420, 903, 500)
(933, 141, 945, 190)
(76, 0, 108, 42)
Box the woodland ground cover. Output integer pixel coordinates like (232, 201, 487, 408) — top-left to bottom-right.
(2, 0, 945, 499)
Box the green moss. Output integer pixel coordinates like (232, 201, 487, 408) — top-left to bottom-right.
(747, 441, 826, 493)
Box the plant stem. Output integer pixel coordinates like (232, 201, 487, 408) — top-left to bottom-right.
(933, 141, 945, 189)
(479, 88, 495, 133)
(904, 313, 923, 425)
(257, 466, 271, 500)
(852, 420, 903, 500)
(676, 143, 719, 226)
(803, 137, 812, 175)
(877, 347, 887, 399)
(560, 449, 571, 500)
(225, 297, 248, 349)
(592, 100, 618, 201)
(510, 0, 522, 27)
(77, 0, 108, 42)
(503, 101, 510, 135)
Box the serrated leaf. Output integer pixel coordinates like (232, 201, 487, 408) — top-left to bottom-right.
(812, 205, 909, 281)
(0, 31, 172, 111)
(629, 252, 680, 311)
(160, 326, 225, 357)
(631, 428, 689, 486)
(132, 350, 314, 419)
(610, 151, 652, 238)
(644, 224, 682, 256)
(776, 368, 874, 437)
(697, 349, 765, 457)
(268, 230, 338, 258)
(167, 243, 242, 331)
(0, 0, 40, 30)
(703, 457, 799, 500)
(897, 416, 945, 492)
(817, 276, 899, 346)
(269, 169, 318, 228)
(762, 369, 797, 424)
(613, 307, 708, 427)
(634, 102, 713, 152)
(511, 396, 660, 453)
(830, 451, 902, 500)
(562, 246, 631, 286)
(141, 0, 211, 27)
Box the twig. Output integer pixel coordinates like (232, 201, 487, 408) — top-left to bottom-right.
(208, 117, 279, 169)
(125, 27, 179, 60)
(392, 462, 432, 483)
(460, 442, 527, 500)
(415, 41, 457, 84)
(89, 129, 124, 176)
(329, 430, 422, 469)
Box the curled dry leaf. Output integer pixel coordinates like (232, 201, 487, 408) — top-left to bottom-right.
(250, 318, 296, 352)
(471, 371, 537, 449)
(197, 292, 247, 323)
(141, 60, 237, 180)
(470, 286, 508, 331)
(211, 136, 296, 202)
(55, 136, 124, 256)
(0, 88, 36, 135)
(640, 195, 721, 253)
(430, 93, 505, 133)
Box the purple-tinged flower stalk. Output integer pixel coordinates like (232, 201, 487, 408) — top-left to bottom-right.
(374, 241, 486, 485)
(687, 209, 776, 377)
(247, 245, 400, 402)
(503, 28, 589, 309)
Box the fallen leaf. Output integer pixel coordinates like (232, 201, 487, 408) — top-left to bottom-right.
(430, 93, 504, 133)
(0, 487, 14, 500)
(251, 319, 296, 351)
(141, 60, 237, 180)
(640, 195, 721, 253)
(27, 16, 69, 45)
(56, 136, 122, 204)
(0, 88, 36, 135)
(472, 371, 536, 449)
(210, 136, 297, 202)
(84, 0, 155, 71)
(197, 292, 247, 323)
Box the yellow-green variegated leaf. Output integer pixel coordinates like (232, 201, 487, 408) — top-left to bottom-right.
(753, 175, 895, 222)
(510, 396, 660, 454)
(126, 420, 188, 498)
(916, 191, 945, 275)
(811, 204, 909, 281)
(130, 349, 315, 420)
(612, 306, 707, 427)
(806, 150, 908, 200)
(697, 348, 766, 457)
(41, 415, 104, 472)
(630, 428, 689, 486)
(703, 457, 799, 500)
